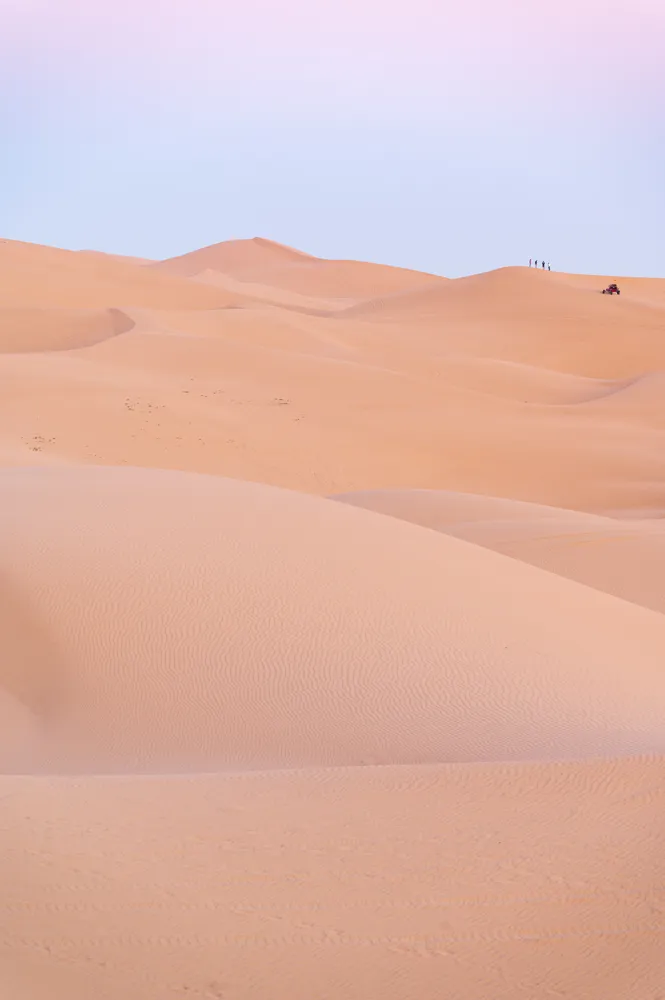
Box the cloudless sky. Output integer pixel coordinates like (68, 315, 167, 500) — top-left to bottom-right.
(2, 0, 664, 276)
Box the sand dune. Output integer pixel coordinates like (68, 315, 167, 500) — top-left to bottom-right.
(193, 267, 350, 313)
(235, 256, 446, 300)
(152, 235, 317, 277)
(2, 756, 663, 1000)
(334, 488, 665, 613)
(0, 238, 242, 310)
(570, 371, 665, 428)
(78, 249, 154, 265)
(0, 307, 135, 353)
(2, 310, 664, 510)
(346, 266, 665, 378)
(154, 236, 446, 300)
(2, 235, 665, 999)
(4, 464, 665, 773)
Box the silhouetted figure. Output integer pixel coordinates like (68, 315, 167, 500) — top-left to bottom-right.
(535, 260, 538, 268)
(548, 263, 551, 271)
(542, 260, 545, 269)
(529, 258, 532, 267)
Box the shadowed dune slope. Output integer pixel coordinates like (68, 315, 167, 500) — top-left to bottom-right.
(3, 465, 665, 773)
(0, 307, 135, 353)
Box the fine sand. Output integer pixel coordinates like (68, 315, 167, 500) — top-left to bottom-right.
(1, 236, 664, 998)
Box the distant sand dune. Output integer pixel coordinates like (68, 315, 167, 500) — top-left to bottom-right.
(0, 238, 243, 310)
(345, 266, 665, 378)
(1, 300, 664, 510)
(154, 237, 446, 299)
(78, 249, 154, 265)
(0, 307, 134, 353)
(151, 235, 317, 277)
(193, 267, 357, 314)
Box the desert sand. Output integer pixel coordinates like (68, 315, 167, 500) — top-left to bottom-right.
(1, 236, 664, 998)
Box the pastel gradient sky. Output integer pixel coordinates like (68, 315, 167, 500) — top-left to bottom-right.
(2, 0, 664, 276)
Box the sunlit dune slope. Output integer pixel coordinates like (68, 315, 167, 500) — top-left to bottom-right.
(78, 249, 154, 265)
(1, 311, 664, 511)
(0, 238, 242, 310)
(151, 236, 316, 277)
(1, 240, 665, 510)
(153, 236, 446, 299)
(345, 266, 665, 378)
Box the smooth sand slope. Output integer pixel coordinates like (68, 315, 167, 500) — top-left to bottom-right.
(0, 306, 135, 353)
(4, 464, 665, 773)
(0, 238, 242, 310)
(1, 236, 665, 998)
(152, 235, 446, 300)
(334, 489, 665, 613)
(346, 266, 665, 378)
(2, 757, 663, 1000)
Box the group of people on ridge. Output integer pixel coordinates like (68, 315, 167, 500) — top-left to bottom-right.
(529, 259, 550, 270)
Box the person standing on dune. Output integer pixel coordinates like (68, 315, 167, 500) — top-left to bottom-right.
(529, 258, 532, 267)
(542, 260, 545, 269)
(535, 260, 538, 268)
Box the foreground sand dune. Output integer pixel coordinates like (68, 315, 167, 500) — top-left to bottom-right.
(2, 756, 663, 1000)
(4, 465, 665, 773)
(2, 235, 665, 998)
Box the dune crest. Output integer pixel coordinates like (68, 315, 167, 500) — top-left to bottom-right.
(152, 235, 317, 278)
(154, 236, 446, 300)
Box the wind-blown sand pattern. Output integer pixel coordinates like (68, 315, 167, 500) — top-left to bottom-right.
(1, 236, 664, 998)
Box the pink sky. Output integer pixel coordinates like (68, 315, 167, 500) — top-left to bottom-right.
(4, 0, 664, 116)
